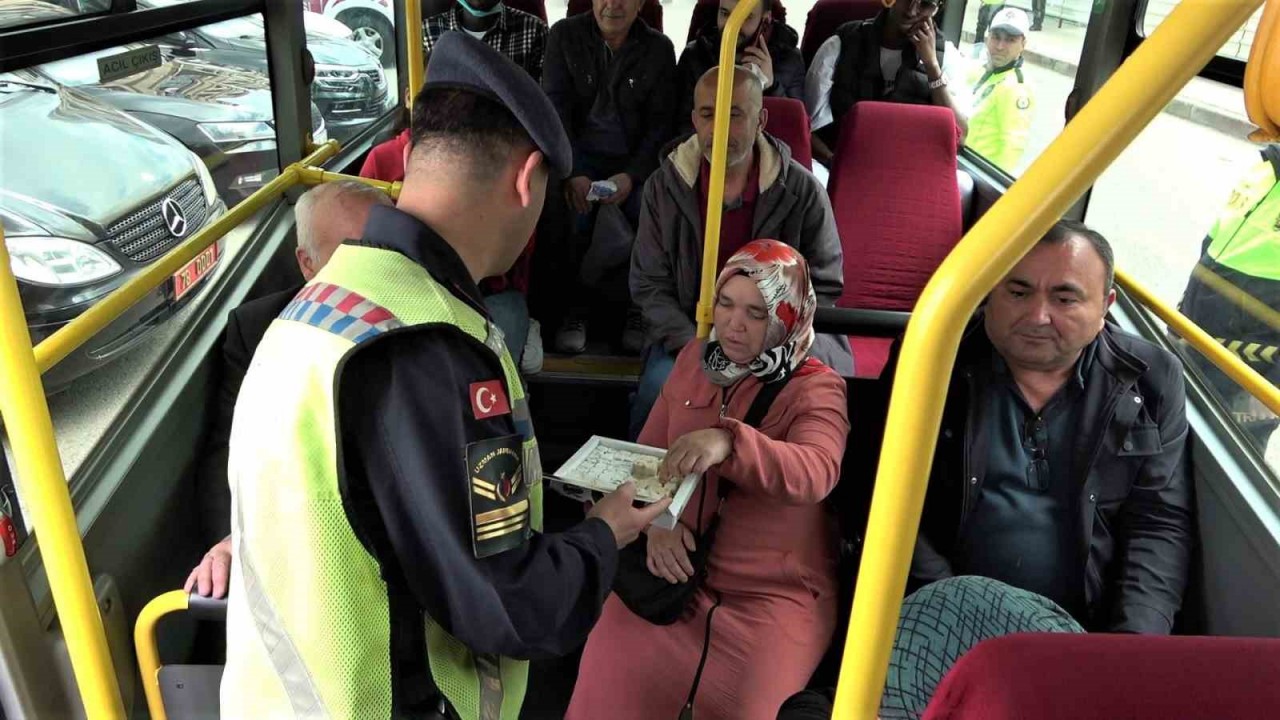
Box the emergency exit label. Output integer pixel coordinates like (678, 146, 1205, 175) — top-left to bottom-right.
(97, 45, 161, 83)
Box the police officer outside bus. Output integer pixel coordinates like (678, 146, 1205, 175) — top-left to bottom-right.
(220, 32, 669, 720)
(965, 7, 1034, 172)
(1177, 144, 1280, 448)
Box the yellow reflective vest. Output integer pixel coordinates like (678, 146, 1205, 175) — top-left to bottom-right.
(965, 58, 1034, 172)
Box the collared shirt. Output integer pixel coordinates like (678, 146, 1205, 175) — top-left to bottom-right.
(424, 5, 548, 82)
(697, 157, 761, 271)
(956, 339, 1098, 616)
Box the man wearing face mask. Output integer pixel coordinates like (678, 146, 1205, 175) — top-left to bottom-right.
(629, 65, 851, 439)
(964, 7, 1034, 172)
(424, 0, 548, 81)
(804, 0, 967, 167)
(673, 0, 806, 138)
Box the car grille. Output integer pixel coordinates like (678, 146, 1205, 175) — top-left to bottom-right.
(105, 178, 209, 263)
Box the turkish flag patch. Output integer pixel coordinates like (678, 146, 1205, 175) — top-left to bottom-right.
(469, 380, 511, 420)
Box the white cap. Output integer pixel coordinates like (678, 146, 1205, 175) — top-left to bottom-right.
(990, 7, 1031, 36)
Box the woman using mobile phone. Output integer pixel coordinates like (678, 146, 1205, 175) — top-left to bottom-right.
(673, 0, 806, 138)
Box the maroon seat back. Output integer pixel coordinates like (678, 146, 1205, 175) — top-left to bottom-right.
(828, 101, 961, 377)
(761, 96, 812, 170)
(801, 0, 882, 66)
(566, 0, 663, 32)
(923, 633, 1280, 720)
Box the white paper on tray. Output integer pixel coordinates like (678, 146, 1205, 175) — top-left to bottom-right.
(548, 436, 700, 531)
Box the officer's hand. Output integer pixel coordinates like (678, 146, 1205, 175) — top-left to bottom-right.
(646, 523, 697, 584)
(184, 536, 232, 599)
(588, 482, 672, 548)
(565, 176, 592, 215)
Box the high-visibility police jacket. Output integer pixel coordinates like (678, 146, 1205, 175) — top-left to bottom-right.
(222, 206, 618, 719)
(965, 57, 1033, 172)
(1180, 145, 1280, 381)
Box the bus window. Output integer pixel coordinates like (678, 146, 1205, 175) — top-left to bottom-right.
(0, 14, 289, 481)
(0, 0, 110, 31)
(954, 1, 1087, 177)
(1143, 1, 1264, 63)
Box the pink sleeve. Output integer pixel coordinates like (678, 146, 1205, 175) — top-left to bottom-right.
(714, 371, 848, 504)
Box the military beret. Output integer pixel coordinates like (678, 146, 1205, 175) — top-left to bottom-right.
(424, 31, 572, 177)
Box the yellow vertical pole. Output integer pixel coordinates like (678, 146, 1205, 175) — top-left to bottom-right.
(406, 0, 426, 108)
(0, 227, 125, 718)
(695, 0, 761, 338)
(831, 1, 1265, 718)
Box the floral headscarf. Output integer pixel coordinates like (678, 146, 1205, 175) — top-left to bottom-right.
(702, 239, 817, 386)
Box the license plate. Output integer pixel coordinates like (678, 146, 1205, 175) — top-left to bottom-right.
(173, 242, 220, 301)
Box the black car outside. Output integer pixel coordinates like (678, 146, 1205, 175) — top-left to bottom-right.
(0, 77, 227, 390)
(21, 42, 326, 205)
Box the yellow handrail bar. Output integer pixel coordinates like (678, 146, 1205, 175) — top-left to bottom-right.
(32, 141, 340, 374)
(1116, 269, 1280, 414)
(133, 591, 188, 720)
(406, 0, 425, 108)
(695, 0, 761, 339)
(832, 1, 1265, 717)
(296, 166, 404, 198)
(0, 226, 125, 718)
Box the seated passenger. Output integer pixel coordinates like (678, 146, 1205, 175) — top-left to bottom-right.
(893, 220, 1193, 634)
(567, 240, 850, 720)
(360, 84, 541, 373)
(188, 180, 391, 596)
(673, 0, 806, 137)
(777, 576, 1085, 720)
(543, 0, 677, 354)
(804, 0, 966, 166)
(964, 8, 1034, 172)
(630, 65, 851, 439)
(423, 0, 548, 82)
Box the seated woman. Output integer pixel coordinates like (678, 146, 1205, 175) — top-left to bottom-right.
(567, 239, 850, 720)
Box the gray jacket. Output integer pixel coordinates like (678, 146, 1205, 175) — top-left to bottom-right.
(630, 133, 851, 370)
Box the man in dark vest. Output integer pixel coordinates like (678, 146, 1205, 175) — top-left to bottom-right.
(802, 0, 966, 166)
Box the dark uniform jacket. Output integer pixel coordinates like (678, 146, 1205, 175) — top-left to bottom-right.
(879, 318, 1194, 634)
(331, 208, 619, 705)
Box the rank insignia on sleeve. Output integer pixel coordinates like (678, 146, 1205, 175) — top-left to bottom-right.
(466, 434, 531, 558)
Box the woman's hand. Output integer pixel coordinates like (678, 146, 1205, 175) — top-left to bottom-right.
(646, 523, 698, 584)
(661, 428, 733, 481)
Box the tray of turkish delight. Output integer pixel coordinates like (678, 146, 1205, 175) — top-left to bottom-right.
(548, 436, 700, 531)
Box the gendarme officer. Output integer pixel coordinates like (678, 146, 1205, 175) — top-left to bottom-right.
(221, 32, 668, 720)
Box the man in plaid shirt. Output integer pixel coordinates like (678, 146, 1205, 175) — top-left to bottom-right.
(424, 0, 548, 82)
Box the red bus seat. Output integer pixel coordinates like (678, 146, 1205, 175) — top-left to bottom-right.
(762, 96, 812, 170)
(801, 0, 882, 66)
(923, 633, 1280, 720)
(567, 0, 663, 32)
(505, 0, 547, 22)
(686, 0, 789, 43)
(828, 102, 961, 378)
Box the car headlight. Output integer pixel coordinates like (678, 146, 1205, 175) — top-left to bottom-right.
(198, 121, 275, 144)
(6, 236, 122, 286)
(193, 156, 219, 206)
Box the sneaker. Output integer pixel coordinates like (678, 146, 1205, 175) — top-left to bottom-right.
(621, 308, 645, 355)
(521, 319, 544, 374)
(556, 317, 587, 354)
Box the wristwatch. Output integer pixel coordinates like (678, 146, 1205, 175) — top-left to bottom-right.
(928, 72, 949, 90)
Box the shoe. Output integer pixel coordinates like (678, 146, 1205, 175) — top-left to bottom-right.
(556, 317, 587, 354)
(1030, 24, 1043, 31)
(521, 319, 544, 375)
(621, 308, 645, 355)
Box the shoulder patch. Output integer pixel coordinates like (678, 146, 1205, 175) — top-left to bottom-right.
(466, 434, 531, 559)
(1016, 95, 1031, 110)
(469, 380, 511, 420)
(279, 283, 404, 343)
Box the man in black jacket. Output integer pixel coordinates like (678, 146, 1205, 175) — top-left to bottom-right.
(902, 220, 1193, 635)
(673, 0, 806, 138)
(542, 0, 677, 354)
(187, 179, 391, 595)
